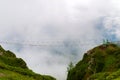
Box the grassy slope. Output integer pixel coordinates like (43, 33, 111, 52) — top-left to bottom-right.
(0, 69, 35, 80)
(0, 45, 56, 80)
(90, 69, 120, 80)
(67, 43, 120, 80)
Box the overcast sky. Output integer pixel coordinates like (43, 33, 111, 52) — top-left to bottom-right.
(0, 0, 120, 80)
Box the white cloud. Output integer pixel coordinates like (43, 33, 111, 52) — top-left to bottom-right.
(0, 0, 120, 80)
(103, 16, 120, 39)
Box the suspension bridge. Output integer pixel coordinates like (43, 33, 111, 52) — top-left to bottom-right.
(0, 39, 119, 47)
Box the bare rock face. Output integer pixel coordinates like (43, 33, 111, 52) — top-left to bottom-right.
(0, 52, 3, 55)
(0, 73, 4, 77)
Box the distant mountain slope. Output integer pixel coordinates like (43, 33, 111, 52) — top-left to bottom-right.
(0, 45, 56, 80)
(67, 43, 120, 80)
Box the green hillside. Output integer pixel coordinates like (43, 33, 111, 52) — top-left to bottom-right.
(0, 45, 56, 80)
(67, 43, 120, 80)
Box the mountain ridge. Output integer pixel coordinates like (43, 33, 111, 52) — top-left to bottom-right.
(67, 43, 120, 80)
(0, 45, 56, 80)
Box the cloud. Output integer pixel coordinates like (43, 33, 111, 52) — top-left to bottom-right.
(0, 0, 120, 80)
(103, 16, 120, 39)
